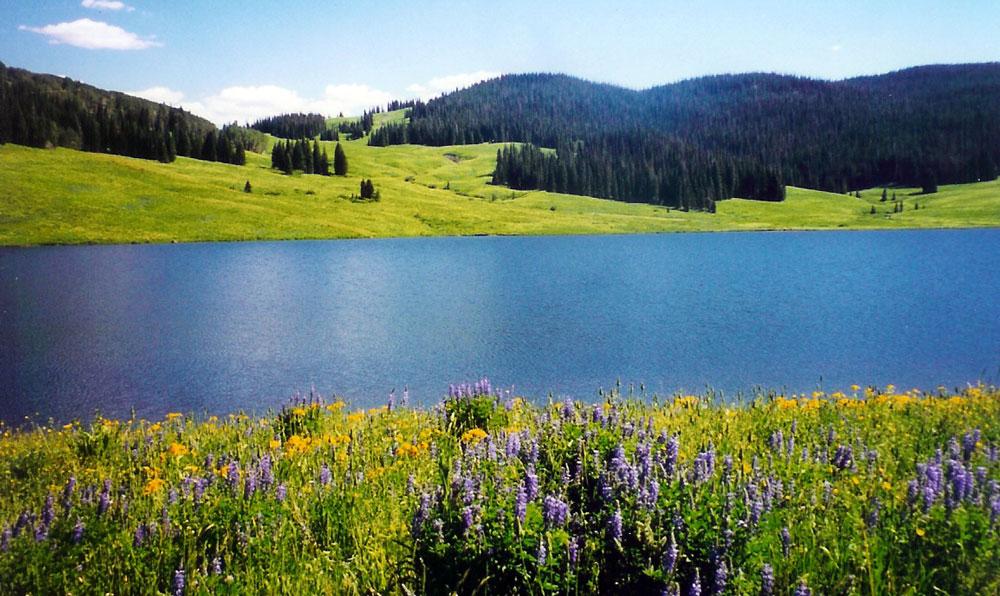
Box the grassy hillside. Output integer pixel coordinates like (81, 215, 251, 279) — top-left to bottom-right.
(0, 137, 998, 246)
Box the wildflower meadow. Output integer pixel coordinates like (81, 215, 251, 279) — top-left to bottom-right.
(0, 381, 997, 594)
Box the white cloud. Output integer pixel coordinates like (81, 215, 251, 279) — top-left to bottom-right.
(19, 18, 160, 50)
(128, 86, 185, 106)
(830, 44, 843, 53)
(177, 83, 395, 125)
(81, 0, 134, 11)
(406, 70, 500, 99)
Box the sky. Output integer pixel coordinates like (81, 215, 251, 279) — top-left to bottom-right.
(2, 1, 998, 125)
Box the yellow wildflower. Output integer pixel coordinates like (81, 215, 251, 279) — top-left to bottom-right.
(167, 443, 189, 457)
(915, 528, 926, 537)
(291, 407, 307, 417)
(461, 428, 488, 444)
(143, 478, 166, 495)
(269, 439, 282, 450)
(165, 412, 182, 421)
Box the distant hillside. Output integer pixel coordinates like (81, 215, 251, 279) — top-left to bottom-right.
(0, 62, 256, 165)
(371, 64, 1000, 209)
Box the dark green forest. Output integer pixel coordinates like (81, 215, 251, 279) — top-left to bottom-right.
(371, 64, 1000, 209)
(0, 62, 254, 165)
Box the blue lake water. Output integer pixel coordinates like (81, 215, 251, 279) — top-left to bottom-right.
(1, 230, 998, 424)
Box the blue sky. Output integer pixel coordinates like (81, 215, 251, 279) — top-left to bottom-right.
(2, 1, 998, 124)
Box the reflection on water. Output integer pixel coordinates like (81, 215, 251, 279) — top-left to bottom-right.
(2, 230, 998, 423)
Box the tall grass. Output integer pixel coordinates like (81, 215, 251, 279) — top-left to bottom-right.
(0, 382, 997, 594)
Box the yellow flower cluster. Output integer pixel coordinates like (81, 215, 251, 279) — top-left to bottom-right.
(395, 441, 429, 457)
(461, 428, 488, 444)
(673, 396, 700, 408)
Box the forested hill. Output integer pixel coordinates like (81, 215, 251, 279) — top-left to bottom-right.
(370, 64, 1000, 209)
(0, 62, 258, 165)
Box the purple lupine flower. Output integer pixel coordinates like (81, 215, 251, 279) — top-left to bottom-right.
(72, 519, 84, 544)
(536, 540, 547, 566)
(592, 404, 605, 424)
(244, 474, 257, 500)
(34, 522, 48, 542)
(193, 478, 206, 505)
(259, 455, 274, 489)
(462, 477, 476, 505)
(832, 445, 853, 470)
(134, 523, 148, 548)
(412, 493, 432, 537)
(173, 567, 185, 596)
(689, 569, 702, 596)
(866, 497, 881, 528)
(923, 485, 937, 511)
(713, 560, 727, 595)
(948, 437, 961, 460)
(275, 484, 287, 502)
(760, 564, 774, 596)
(664, 537, 679, 573)
(402, 386, 409, 407)
(525, 466, 539, 501)
(770, 430, 784, 454)
(609, 508, 623, 542)
(543, 495, 569, 527)
(98, 480, 111, 516)
(515, 486, 527, 523)
(13, 511, 30, 538)
(406, 473, 416, 495)
(990, 496, 999, 525)
(462, 506, 475, 534)
(227, 461, 240, 491)
(168, 488, 178, 505)
(211, 557, 223, 576)
(781, 527, 791, 557)
(568, 535, 580, 566)
(505, 432, 520, 459)
(0, 526, 9, 552)
(387, 389, 395, 412)
(562, 397, 575, 419)
(41, 494, 55, 528)
(665, 435, 679, 476)
(793, 580, 811, 596)
(320, 464, 332, 487)
(62, 476, 76, 511)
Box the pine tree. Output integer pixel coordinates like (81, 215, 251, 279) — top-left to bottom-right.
(881, 188, 887, 202)
(334, 142, 348, 175)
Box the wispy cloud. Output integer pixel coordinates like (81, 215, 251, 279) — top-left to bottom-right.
(830, 44, 843, 53)
(154, 84, 394, 125)
(19, 18, 160, 50)
(81, 0, 134, 12)
(406, 70, 500, 99)
(128, 86, 185, 106)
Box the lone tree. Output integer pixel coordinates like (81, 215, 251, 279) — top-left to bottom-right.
(881, 188, 888, 202)
(244, 180, 252, 193)
(334, 142, 348, 176)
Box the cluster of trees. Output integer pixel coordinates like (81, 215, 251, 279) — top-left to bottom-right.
(269, 140, 347, 176)
(0, 62, 252, 165)
(337, 111, 375, 140)
(493, 139, 782, 209)
(372, 66, 1000, 209)
(250, 113, 327, 139)
(270, 138, 330, 175)
(356, 179, 379, 201)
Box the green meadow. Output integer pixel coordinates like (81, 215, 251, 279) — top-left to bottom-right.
(1, 130, 998, 246)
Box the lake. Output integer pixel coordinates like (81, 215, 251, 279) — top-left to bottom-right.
(1, 230, 998, 424)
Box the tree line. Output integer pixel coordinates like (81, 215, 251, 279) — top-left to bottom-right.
(0, 62, 256, 165)
(250, 113, 327, 139)
(370, 66, 1000, 208)
(270, 140, 347, 176)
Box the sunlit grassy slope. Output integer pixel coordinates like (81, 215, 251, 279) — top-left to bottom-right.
(1, 129, 998, 245)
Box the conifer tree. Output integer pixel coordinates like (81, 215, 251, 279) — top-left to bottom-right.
(334, 142, 348, 175)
